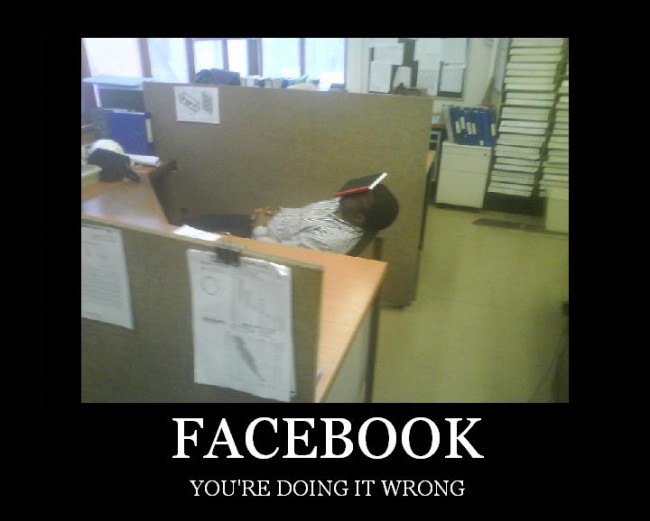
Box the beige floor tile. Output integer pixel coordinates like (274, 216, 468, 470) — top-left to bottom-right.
(373, 205, 569, 403)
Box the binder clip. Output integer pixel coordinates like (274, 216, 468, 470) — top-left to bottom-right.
(215, 239, 244, 266)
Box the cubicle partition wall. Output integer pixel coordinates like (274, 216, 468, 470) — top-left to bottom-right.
(82, 215, 323, 403)
(143, 83, 432, 307)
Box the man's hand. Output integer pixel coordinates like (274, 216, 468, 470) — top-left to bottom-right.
(251, 212, 273, 228)
(251, 206, 279, 222)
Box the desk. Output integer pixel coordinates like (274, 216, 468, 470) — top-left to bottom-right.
(82, 163, 387, 403)
(82, 162, 175, 231)
(435, 142, 492, 208)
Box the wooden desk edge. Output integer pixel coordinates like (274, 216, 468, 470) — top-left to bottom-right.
(314, 263, 387, 403)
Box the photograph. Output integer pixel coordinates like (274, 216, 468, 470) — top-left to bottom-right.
(81, 37, 569, 406)
(7, 36, 578, 504)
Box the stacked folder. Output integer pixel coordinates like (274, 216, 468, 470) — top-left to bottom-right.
(540, 62, 569, 194)
(443, 106, 497, 147)
(488, 38, 567, 197)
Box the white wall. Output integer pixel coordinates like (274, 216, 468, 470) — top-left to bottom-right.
(346, 38, 496, 114)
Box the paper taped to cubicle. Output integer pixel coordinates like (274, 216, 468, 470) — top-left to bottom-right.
(186, 249, 295, 402)
(82, 225, 134, 329)
(174, 86, 220, 125)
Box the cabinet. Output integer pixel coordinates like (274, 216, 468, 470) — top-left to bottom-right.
(435, 142, 492, 208)
(544, 186, 568, 233)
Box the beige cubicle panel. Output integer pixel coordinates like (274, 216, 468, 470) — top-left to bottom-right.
(143, 83, 432, 307)
(82, 215, 322, 403)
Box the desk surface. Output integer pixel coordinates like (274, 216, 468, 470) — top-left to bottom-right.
(82, 164, 387, 402)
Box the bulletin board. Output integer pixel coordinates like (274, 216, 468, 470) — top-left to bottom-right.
(368, 38, 468, 99)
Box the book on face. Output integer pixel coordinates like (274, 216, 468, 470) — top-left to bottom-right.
(334, 172, 388, 196)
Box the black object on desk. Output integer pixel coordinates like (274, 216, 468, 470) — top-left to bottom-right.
(182, 214, 252, 238)
(215, 240, 244, 266)
(87, 148, 140, 183)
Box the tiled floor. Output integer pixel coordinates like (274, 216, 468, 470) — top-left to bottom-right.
(373, 205, 569, 403)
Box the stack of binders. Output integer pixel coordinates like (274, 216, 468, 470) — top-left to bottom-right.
(443, 106, 497, 147)
(488, 38, 566, 197)
(540, 62, 569, 193)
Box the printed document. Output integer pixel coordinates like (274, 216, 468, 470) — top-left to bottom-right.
(369, 62, 393, 93)
(373, 43, 404, 65)
(440, 64, 466, 93)
(174, 86, 220, 125)
(82, 225, 134, 329)
(392, 66, 412, 88)
(442, 38, 467, 65)
(187, 250, 295, 402)
(416, 68, 441, 96)
(415, 38, 442, 59)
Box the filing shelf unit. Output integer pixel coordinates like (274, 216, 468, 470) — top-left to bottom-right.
(435, 142, 492, 208)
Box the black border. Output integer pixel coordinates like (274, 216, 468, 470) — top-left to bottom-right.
(19, 31, 589, 506)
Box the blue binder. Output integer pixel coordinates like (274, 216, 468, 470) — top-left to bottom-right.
(465, 108, 478, 146)
(475, 108, 485, 147)
(476, 108, 490, 147)
(474, 108, 496, 148)
(107, 110, 154, 155)
(451, 107, 468, 145)
(449, 106, 462, 144)
(486, 108, 497, 147)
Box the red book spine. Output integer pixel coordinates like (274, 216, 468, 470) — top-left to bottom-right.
(334, 187, 372, 196)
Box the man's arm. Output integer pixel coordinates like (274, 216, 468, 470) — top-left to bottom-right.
(254, 225, 360, 254)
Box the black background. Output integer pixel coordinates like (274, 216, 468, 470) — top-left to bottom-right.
(10, 30, 593, 508)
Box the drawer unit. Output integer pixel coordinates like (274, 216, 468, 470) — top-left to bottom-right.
(545, 187, 569, 233)
(439, 142, 492, 174)
(436, 142, 493, 208)
(437, 170, 489, 208)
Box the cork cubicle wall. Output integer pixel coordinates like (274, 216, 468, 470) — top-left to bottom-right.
(82, 215, 323, 403)
(143, 83, 433, 307)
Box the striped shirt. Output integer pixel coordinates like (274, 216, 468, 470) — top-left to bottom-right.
(252, 198, 363, 254)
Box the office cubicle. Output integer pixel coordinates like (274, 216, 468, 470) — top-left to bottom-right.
(143, 83, 432, 307)
(82, 215, 322, 403)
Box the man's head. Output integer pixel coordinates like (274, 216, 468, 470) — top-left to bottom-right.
(339, 184, 399, 232)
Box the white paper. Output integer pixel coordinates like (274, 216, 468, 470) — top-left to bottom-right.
(127, 154, 160, 167)
(416, 68, 440, 96)
(369, 62, 393, 93)
(373, 44, 404, 65)
(174, 225, 222, 242)
(415, 38, 442, 59)
(174, 86, 220, 124)
(187, 250, 295, 402)
(415, 52, 442, 72)
(392, 66, 412, 88)
(82, 225, 134, 329)
(442, 38, 467, 64)
(440, 64, 465, 93)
